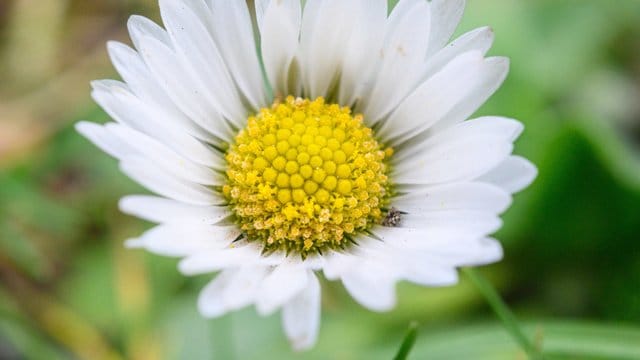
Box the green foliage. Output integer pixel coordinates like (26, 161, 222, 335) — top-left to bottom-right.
(411, 322, 640, 360)
(1, 0, 640, 359)
(393, 322, 419, 360)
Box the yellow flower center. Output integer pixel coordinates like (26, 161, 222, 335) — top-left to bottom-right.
(224, 97, 392, 256)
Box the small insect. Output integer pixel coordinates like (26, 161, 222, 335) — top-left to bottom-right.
(382, 207, 404, 227)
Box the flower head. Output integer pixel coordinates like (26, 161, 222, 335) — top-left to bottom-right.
(77, 0, 536, 351)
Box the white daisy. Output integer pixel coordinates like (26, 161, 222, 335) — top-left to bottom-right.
(76, 0, 537, 351)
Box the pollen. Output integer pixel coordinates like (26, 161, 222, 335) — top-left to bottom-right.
(224, 97, 392, 256)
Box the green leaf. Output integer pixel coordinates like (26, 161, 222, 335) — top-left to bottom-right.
(411, 321, 640, 360)
(393, 322, 419, 360)
(463, 268, 542, 359)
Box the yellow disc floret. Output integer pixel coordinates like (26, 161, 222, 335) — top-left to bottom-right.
(224, 97, 392, 256)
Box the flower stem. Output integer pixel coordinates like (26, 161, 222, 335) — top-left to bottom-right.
(393, 321, 419, 360)
(462, 268, 544, 359)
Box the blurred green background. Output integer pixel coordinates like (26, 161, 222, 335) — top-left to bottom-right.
(1, 0, 640, 359)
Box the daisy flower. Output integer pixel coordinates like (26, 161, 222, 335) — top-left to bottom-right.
(77, 0, 537, 351)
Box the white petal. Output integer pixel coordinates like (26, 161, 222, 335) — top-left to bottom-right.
(298, 0, 361, 98)
(387, 0, 425, 18)
(360, 0, 431, 124)
(341, 261, 397, 312)
(105, 123, 225, 184)
(198, 269, 235, 318)
(372, 226, 502, 265)
(159, 0, 246, 123)
(384, 56, 510, 147)
(259, 0, 302, 97)
(354, 233, 499, 286)
(426, 0, 466, 56)
(445, 116, 524, 143)
(321, 251, 354, 280)
(478, 155, 538, 194)
(256, 265, 309, 316)
(119, 156, 223, 206)
(91, 81, 224, 168)
(395, 116, 523, 164)
(393, 135, 513, 185)
(402, 258, 459, 286)
(134, 37, 236, 142)
(419, 26, 494, 83)
(282, 271, 321, 351)
(392, 182, 512, 214)
(297, 0, 322, 56)
(377, 51, 485, 143)
(396, 237, 503, 267)
(78, 121, 225, 185)
(178, 245, 260, 275)
(134, 35, 232, 136)
(119, 195, 231, 224)
(220, 266, 270, 310)
(127, 15, 171, 51)
(464, 237, 504, 265)
(431, 56, 510, 132)
(106, 41, 218, 144)
(75, 121, 133, 159)
(336, 0, 387, 106)
(125, 223, 239, 256)
(208, 0, 268, 109)
(366, 242, 461, 286)
(372, 226, 477, 251)
(198, 266, 269, 318)
(254, 0, 270, 32)
(400, 212, 502, 236)
(106, 41, 166, 110)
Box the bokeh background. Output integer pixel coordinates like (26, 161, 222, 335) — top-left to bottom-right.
(1, 0, 640, 359)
